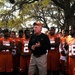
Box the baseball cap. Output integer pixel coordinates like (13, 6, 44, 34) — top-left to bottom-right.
(33, 22, 42, 26)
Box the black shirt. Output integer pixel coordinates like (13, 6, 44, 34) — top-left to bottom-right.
(28, 33, 50, 56)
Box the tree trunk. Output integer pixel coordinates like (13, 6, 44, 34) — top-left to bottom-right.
(64, 15, 75, 30)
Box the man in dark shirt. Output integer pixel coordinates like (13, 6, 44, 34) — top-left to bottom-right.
(28, 22, 50, 75)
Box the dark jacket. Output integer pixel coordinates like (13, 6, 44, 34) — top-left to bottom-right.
(28, 33, 50, 56)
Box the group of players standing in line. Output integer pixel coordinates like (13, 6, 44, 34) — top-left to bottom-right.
(0, 22, 75, 75)
(0, 29, 31, 75)
(47, 25, 75, 75)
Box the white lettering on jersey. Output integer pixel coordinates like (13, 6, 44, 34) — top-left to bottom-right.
(3, 41, 10, 46)
(2, 40, 10, 52)
(69, 45, 75, 56)
(50, 38, 55, 50)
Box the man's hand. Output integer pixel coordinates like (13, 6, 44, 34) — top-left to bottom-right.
(31, 41, 41, 50)
(31, 45, 36, 50)
(35, 41, 41, 47)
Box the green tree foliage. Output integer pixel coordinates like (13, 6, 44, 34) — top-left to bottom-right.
(52, 0, 75, 30)
(1, 0, 75, 31)
(18, 0, 52, 30)
(0, 0, 40, 30)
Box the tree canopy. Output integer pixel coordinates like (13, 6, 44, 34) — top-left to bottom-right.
(0, 0, 75, 31)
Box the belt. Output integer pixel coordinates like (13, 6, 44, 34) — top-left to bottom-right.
(34, 55, 41, 57)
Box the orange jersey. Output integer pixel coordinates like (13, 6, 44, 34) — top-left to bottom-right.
(48, 34, 59, 52)
(0, 37, 13, 52)
(60, 36, 65, 51)
(0, 37, 13, 72)
(65, 35, 72, 44)
(19, 37, 31, 72)
(60, 35, 72, 51)
(11, 37, 18, 55)
(20, 38, 31, 54)
(66, 37, 75, 75)
(68, 38, 75, 57)
(16, 37, 23, 45)
(60, 36, 65, 44)
(47, 34, 60, 71)
(0, 37, 13, 44)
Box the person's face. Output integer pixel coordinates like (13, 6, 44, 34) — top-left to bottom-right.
(50, 28, 55, 35)
(19, 32, 23, 37)
(25, 31, 30, 38)
(10, 32, 16, 38)
(33, 25, 42, 35)
(4, 32, 9, 37)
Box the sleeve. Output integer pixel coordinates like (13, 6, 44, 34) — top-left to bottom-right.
(28, 35, 33, 51)
(41, 35, 50, 50)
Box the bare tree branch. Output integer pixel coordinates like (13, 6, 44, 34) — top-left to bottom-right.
(70, 2, 75, 16)
(52, 0, 64, 9)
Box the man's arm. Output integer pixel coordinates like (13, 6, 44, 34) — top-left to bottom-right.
(0, 41, 14, 50)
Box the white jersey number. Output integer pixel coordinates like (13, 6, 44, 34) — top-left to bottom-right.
(24, 43, 29, 53)
(69, 45, 75, 56)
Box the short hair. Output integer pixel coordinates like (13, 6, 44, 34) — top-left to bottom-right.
(19, 29, 23, 33)
(3, 29, 9, 33)
(24, 29, 30, 34)
(11, 31, 16, 34)
(33, 22, 37, 26)
(50, 27, 55, 30)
